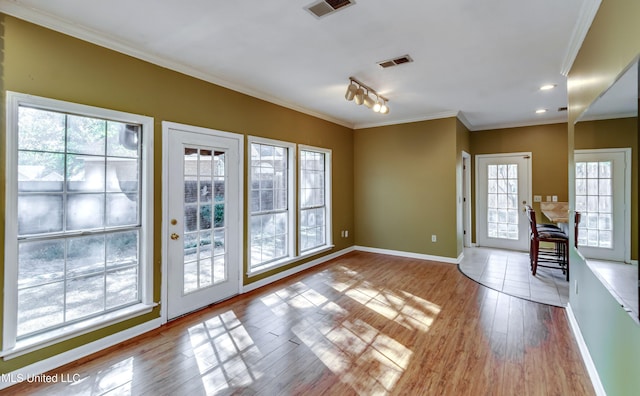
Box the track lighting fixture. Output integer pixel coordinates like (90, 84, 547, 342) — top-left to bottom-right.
(345, 77, 389, 115)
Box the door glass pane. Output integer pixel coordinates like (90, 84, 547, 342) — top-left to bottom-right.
(576, 161, 613, 248)
(487, 163, 518, 240)
(182, 147, 227, 294)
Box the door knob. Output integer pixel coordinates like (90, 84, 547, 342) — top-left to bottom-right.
(170, 233, 180, 240)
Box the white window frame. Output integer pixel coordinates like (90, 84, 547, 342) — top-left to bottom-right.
(247, 136, 296, 276)
(2, 92, 156, 359)
(298, 145, 332, 255)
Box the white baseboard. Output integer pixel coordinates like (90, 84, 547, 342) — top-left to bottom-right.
(242, 246, 356, 293)
(0, 318, 163, 391)
(565, 303, 606, 396)
(354, 245, 462, 264)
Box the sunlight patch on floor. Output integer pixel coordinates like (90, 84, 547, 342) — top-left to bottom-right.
(188, 311, 263, 394)
(257, 263, 442, 395)
(67, 356, 134, 394)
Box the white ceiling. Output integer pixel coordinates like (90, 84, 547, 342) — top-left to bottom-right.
(1, 0, 600, 130)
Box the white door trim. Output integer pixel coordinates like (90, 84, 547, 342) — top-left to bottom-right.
(475, 152, 532, 251)
(461, 151, 472, 248)
(575, 148, 631, 263)
(160, 121, 244, 323)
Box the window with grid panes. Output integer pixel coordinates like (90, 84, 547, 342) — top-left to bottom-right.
(248, 138, 294, 273)
(299, 146, 331, 252)
(3, 92, 154, 353)
(575, 160, 613, 248)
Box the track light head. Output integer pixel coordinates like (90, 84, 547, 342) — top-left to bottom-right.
(354, 87, 365, 105)
(345, 82, 357, 101)
(363, 93, 375, 109)
(373, 97, 382, 112)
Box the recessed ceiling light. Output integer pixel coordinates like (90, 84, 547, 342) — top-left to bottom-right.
(540, 84, 556, 91)
(536, 109, 547, 114)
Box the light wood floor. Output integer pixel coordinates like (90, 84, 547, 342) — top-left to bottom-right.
(6, 251, 594, 395)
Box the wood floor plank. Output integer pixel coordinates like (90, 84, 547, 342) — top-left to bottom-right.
(4, 251, 595, 396)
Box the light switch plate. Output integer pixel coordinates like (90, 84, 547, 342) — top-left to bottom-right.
(534, 195, 542, 202)
(552, 195, 558, 202)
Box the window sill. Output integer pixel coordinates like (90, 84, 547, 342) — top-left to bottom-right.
(247, 245, 334, 277)
(2, 302, 157, 360)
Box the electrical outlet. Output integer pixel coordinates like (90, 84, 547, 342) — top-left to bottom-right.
(345, 230, 349, 238)
(552, 195, 558, 202)
(546, 196, 551, 202)
(431, 235, 437, 242)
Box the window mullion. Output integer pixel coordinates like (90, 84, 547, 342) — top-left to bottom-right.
(62, 114, 70, 325)
(63, 233, 69, 326)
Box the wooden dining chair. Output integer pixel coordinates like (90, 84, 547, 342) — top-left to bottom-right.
(526, 207, 569, 281)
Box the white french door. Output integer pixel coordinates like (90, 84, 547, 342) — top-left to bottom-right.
(575, 149, 630, 262)
(476, 153, 532, 251)
(163, 122, 242, 320)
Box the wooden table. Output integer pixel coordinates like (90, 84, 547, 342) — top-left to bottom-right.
(540, 201, 569, 223)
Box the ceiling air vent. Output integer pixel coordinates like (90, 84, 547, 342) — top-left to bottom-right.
(378, 55, 414, 68)
(558, 106, 568, 112)
(305, 0, 355, 18)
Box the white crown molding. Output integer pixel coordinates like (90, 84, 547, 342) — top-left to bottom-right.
(456, 111, 473, 130)
(470, 115, 568, 132)
(560, 0, 602, 76)
(0, 0, 354, 129)
(354, 109, 567, 132)
(1, 0, 585, 133)
(580, 111, 637, 123)
(353, 110, 459, 130)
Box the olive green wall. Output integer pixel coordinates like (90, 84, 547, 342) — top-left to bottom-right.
(575, 117, 638, 259)
(470, 123, 569, 241)
(0, 15, 354, 373)
(567, 1, 640, 395)
(353, 117, 459, 259)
